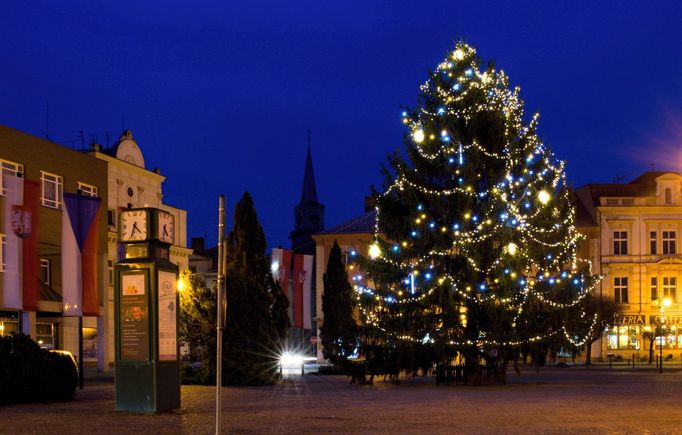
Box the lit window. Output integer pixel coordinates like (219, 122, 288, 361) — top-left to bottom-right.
(39, 259, 50, 286)
(0, 159, 24, 196)
(40, 171, 63, 209)
(665, 188, 672, 204)
(663, 277, 677, 302)
(651, 277, 658, 301)
(663, 231, 676, 255)
(614, 277, 628, 304)
(613, 231, 628, 255)
(77, 182, 98, 197)
(650, 231, 657, 255)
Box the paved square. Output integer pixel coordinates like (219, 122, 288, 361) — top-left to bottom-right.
(1, 367, 681, 433)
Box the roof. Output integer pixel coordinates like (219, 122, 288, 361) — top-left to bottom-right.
(575, 171, 681, 208)
(318, 210, 376, 235)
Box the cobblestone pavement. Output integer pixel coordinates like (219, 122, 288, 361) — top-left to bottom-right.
(2, 367, 682, 434)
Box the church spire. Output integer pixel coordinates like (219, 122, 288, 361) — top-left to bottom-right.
(299, 130, 319, 205)
(291, 130, 325, 254)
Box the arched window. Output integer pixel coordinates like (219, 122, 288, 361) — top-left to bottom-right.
(665, 188, 673, 204)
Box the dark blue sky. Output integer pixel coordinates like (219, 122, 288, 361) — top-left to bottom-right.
(2, 2, 682, 248)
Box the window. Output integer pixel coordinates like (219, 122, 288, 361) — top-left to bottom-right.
(665, 188, 673, 204)
(651, 277, 658, 301)
(607, 326, 641, 350)
(77, 182, 98, 197)
(663, 231, 676, 255)
(663, 277, 677, 301)
(1, 159, 24, 196)
(0, 234, 5, 272)
(39, 259, 50, 286)
(650, 231, 657, 255)
(108, 209, 116, 228)
(614, 277, 628, 304)
(40, 171, 63, 209)
(108, 259, 114, 286)
(613, 231, 628, 255)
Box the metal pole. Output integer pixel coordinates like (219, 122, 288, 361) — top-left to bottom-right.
(216, 195, 226, 434)
(78, 316, 84, 389)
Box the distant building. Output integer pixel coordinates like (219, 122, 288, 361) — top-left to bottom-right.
(576, 171, 682, 362)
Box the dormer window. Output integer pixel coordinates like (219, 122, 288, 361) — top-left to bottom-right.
(665, 188, 673, 204)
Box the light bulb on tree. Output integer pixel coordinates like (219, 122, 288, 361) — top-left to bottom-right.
(368, 243, 382, 259)
(413, 129, 425, 143)
(538, 190, 551, 205)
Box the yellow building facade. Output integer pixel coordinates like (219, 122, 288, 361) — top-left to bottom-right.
(576, 172, 682, 362)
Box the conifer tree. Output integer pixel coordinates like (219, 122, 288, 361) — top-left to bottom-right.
(355, 41, 599, 382)
(222, 192, 280, 385)
(321, 241, 357, 366)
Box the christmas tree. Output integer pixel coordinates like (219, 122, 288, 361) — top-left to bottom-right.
(354, 41, 600, 382)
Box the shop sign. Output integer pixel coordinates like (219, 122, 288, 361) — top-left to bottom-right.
(614, 314, 645, 325)
(649, 314, 682, 326)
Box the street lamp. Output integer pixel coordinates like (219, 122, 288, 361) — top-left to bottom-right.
(658, 297, 671, 373)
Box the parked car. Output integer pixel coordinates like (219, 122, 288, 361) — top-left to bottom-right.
(50, 350, 79, 378)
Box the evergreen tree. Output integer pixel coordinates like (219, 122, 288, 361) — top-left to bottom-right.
(179, 272, 217, 384)
(269, 272, 291, 341)
(321, 241, 357, 366)
(355, 41, 599, 382)
(222, 192, 281, 385)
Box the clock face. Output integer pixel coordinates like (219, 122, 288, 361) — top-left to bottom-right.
(157, 211, 175, 244)
(120, 210, 148, 242)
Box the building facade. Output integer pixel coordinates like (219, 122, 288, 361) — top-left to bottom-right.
(576, 172, 682, 362)
(0, 126, 190, 372)
(0, 125, 109, 369)
(87, 130, 191, 369)
(311, 209, 375, 362)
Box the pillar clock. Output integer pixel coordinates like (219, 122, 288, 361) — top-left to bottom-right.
(114, 208, 180, 412)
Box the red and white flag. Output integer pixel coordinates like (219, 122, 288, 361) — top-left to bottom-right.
(2, 174, 23, 309)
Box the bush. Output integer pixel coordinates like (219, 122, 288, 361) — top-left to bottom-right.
(0, 333, 77, 404)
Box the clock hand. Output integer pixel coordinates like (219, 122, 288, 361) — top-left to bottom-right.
(163, 224, 169, 237)
(131, 222, 142, 235)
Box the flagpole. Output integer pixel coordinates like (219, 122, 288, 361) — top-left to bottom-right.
(78, 316, 84, 389)
(216, 195, 225, 435)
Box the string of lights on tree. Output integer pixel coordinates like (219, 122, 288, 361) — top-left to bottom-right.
(353, 41, 601, 351)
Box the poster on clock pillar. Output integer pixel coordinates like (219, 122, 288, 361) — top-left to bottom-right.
(158, 271, 177, 361)
(119, 272, 149, 361)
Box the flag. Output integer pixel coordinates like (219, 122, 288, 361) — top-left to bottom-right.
(302, 254, 313, 330)
(2, 174, 23, 309)
(62, 193, 101, 316)
(22, 180, 40, 311)
(293, 254, 304, 328)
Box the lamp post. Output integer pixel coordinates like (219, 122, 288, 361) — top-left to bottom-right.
(658, 297, 671, 374)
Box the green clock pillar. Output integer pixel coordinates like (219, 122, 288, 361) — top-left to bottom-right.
(115, 208, 180, 412)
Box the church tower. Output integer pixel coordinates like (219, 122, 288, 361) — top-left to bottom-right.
(291, 133, 324, 254)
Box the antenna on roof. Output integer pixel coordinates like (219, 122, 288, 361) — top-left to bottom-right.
(613, 175, 624, 184)
(40, 99, 49, 140)
(105, 131, 110, 147)
(74, 130, 85, 149)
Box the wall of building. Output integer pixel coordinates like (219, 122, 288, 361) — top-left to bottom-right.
(0, 125, 108, 367)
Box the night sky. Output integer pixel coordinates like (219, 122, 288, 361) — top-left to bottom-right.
(2, 2, 682, 249)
